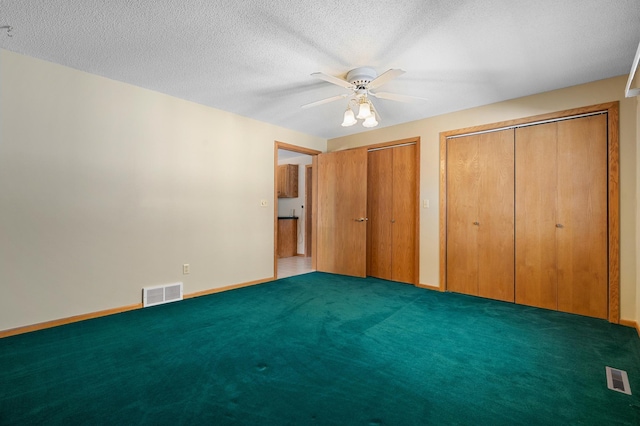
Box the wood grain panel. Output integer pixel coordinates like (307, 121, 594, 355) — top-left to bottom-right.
(317, 148, 368, 277)
(556, 115, 608, 319)
(440, 102, 619, 323)
(446, 135, 479, 296)
(477, 130, 514, 302)
(515, 123, 559, 310)
(277, 219, 297, 258)
(392, 144, 417, 284)
(305, 165, 313, 257)
(367, 148, 393, 279)
(607, 104, 620, 323)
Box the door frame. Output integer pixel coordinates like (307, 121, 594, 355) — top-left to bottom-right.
(439, 102, 620, 323)
(274, 141, 321, 279)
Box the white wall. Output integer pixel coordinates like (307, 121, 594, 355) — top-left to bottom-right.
(0, 49, 326, 331)
(277, 155, 312, 255)
(329, 76, 639, 323)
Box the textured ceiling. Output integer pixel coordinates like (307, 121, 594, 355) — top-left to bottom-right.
(1, 0, 639, 139)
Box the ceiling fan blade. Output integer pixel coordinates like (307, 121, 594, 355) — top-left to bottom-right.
(369, 91, 428, 102)
(311, 72, 355, 89)
(301, 94, 349, 109)
(368, 69, 405, 90)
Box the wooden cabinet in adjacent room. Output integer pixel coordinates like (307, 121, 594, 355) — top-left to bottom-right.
(277, 218, 298, 258)
(367, 144, 418, 284)
(277, 164, 298, 198)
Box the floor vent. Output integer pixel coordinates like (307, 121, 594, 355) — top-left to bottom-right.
(143, 282, 183, 308)
(606, 366, 632, 395)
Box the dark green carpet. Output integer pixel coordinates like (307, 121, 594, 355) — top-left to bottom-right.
(1, 272, 639, 425)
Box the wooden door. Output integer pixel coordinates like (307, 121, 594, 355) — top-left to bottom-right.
(477, 131, 514, 302)
(317, 148, 368, 277)
(391, 144, 417, 284)
(515, 123, 559, 310)
(516, 115, 608, 318)
(367, 148, 393, 279)
(556, 115, 608, 318)
(446, 135, 480, 296)
(367, 144, 417, 284)
(447, 130, 514, 299)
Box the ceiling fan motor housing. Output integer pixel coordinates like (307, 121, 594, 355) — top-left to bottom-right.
(346, 67, 378, 88)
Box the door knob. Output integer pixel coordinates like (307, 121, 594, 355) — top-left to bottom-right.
(355, 217, 367, 222)
(391, 219, 396, 223)
(556, 224, 564, 228)
(472, 221, 480, 226)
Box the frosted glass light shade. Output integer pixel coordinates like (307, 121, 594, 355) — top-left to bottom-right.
(356, 101, 372, 119)
(341, 108, 357, 126)
(362, 114, 378, 128)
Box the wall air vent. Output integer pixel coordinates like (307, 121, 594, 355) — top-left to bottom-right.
(143, 282, 183, 308)
(606, 366, 632, 395)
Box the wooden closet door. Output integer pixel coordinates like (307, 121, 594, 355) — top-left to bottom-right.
(515, 123, 559, 310)
(556, 115, 608, 319)
(367, 148, 393, 279)
(446, 135, 480, 296)
(391, 144, 417, 284)
(477, 130, 514, 302)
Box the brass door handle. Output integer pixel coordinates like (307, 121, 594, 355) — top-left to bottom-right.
(473, 221, 480, 226)
(556, 224, 564, 228)
(355, 218, 368, 222)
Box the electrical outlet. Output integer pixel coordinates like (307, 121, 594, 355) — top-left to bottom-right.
(183, 264, 190, 275)
(260, 199, 268, 207)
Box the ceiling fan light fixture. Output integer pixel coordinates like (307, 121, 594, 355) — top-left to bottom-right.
(341, 107, 357, 127)
(356, 99, 372, 119)
(362, 113, 378, 128)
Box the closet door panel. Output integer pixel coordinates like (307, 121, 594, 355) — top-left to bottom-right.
(392, 144, 417, 284)
(515, 123, 558, 310)
(446, 136, 479, 296)
(477, 130, 515, 302)
(367, 149, 393, 280)
(556, 115, 608, 319)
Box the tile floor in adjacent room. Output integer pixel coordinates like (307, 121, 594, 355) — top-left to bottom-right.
(277, 256, 313, 279)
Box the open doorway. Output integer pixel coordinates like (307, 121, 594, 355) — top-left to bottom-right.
(274, 141, 321, 279)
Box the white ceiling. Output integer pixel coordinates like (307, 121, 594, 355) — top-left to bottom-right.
(1, 1, 638, 139)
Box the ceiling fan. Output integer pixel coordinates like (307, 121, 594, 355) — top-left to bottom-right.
(301, 67, 427, 128)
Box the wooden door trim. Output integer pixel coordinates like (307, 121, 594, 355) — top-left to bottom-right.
(439, 102, 620, 323)
(305, 165, 313, 258)
(274, 142, 322, 279)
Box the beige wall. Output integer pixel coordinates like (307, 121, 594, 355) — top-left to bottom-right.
(0, 49, 326, 331)
(329, 76, 638, 323)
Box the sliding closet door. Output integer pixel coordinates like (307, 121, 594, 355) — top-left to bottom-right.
(515, 124, 558, 310)
(446, 130, 514, 300)
(556, 115, 608, 318)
